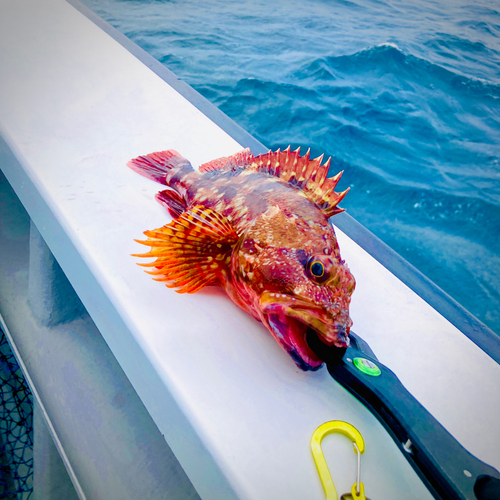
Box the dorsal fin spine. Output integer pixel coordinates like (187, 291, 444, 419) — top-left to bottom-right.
(289, 148, 300, 182)
(306, 155, 322, 181)
(299, 153, 323, 189)
(283, 146, 291, 178)
(313, 157, 331, 186)
(330, 170, 343, 186)
(302, 149, 310, 176)
(293, 147, 300, 171)
(336, 187, 350, 202)
(321, 171, 344, 197)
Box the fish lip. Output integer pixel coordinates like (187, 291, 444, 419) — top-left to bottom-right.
(265, 312, 323, 371)
(260, 291, 350, 369)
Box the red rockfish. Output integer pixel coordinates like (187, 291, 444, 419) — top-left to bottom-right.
(128, 147, 356, 371)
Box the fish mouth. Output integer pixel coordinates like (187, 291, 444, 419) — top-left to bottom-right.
(260, 291, 350, 371)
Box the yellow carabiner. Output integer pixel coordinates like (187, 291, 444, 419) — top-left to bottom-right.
(311, 421, 366, 500)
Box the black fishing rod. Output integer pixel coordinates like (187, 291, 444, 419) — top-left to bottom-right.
(307, 330, 500, 500)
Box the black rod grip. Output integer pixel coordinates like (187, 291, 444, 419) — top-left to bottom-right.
(307, 331, 500, 500)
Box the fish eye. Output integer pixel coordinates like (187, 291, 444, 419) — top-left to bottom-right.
(306, 256, 331, 283)
(310, 261, 325, 278)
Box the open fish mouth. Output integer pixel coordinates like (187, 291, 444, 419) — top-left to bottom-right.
(260, 292, 350, 371)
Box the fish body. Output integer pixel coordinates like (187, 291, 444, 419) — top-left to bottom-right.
(128, 147, 355, 371)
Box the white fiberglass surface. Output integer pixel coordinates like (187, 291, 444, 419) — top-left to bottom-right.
(0, 1, 498, 499)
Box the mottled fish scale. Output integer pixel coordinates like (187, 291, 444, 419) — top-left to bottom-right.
(184, 170, 326, 231)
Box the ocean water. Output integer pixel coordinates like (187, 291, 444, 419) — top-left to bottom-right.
(81, 0, 500, 335)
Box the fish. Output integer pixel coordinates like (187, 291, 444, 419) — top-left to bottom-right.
(128, 146, 356, 371)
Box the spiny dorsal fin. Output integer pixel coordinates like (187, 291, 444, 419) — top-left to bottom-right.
(132, 206, 239, 293)
(249, 146, 349, 218)
(199, 146, 349, 217)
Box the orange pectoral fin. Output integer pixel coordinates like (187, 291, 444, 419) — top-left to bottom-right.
(133, 206, 239, 293)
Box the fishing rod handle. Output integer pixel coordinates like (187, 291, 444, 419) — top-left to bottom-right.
(326, 346, 500, 500)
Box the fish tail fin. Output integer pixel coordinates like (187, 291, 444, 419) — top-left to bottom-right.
(127, 150, 193, 185)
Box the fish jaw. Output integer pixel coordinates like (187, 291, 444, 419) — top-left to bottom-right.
(259, 292, 351, 371)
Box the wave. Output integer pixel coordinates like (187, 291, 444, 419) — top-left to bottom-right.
(425, 33, 491, 55)
(290, 46, 500, 204)
(297, 44, 500, 96)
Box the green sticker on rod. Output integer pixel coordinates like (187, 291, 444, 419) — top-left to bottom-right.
(353, 357, 381, 377)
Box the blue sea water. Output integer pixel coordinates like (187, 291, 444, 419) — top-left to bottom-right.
(82, 0, 500, 335)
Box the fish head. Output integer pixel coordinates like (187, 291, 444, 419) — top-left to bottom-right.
(231, 206, 356, 371)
